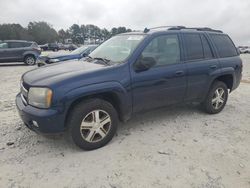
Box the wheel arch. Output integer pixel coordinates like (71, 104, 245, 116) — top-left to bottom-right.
(214, 74, 234, 91)
(63, 83, 132, 128)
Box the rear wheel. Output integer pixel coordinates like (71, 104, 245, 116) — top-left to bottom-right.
(24, 55, 36, 65)
(67, 99, 118, 150)
(202, 81, 228, 114)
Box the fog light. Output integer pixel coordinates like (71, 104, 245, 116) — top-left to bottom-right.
(32, 121, 39, 128)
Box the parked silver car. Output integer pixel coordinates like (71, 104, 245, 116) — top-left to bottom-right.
(0, 40, 41, 65)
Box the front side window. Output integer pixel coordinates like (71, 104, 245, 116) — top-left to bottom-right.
(141, 34, 180, 66)
(0, 42, 8, 49)
(89, 35, 145, 63)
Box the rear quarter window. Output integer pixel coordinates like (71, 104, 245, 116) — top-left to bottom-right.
(210, 34, 238, 58)
(22, 42, 32, 47)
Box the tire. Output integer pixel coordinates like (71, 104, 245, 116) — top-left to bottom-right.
(67, 98, 119, 150)
(202, 81, 228, 114)
(24, 55, 36, 65)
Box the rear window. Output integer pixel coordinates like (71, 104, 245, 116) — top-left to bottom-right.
(183, 33, 203, 60)
(210, 34, 238, 58)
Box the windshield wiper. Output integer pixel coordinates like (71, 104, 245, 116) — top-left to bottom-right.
(86, 56, 112, 65)
(93, 57, 111, 65)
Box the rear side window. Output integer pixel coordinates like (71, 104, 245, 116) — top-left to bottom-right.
(200, 35, 213, 59)
(22, 42, 32, 47)
(210, 34, 238, 58)
(183, 34, 203, 60)
(8, 42, 23, 48)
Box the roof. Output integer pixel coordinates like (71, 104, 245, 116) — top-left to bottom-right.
(3, 40, 34, 43)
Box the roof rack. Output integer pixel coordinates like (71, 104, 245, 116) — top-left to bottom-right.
(143, 26, 223, 33)
(143, 26, 185, 33)
(168, 26, 223, 33)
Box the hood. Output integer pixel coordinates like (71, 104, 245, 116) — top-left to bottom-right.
(23, 60, 106, 86)
(39, 53, 79, 60)
(47, 53, 79, 59)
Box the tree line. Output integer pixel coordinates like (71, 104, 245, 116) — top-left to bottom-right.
(0, 22, 132, 45)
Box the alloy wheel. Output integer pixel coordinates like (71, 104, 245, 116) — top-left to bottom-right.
(26, 57, 35, 65)
(212, 88, 225, 110)
(80, 110, 111, 143)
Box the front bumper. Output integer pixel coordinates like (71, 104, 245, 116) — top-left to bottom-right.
(36, 58, 47, 67)
(16, 93, 66, 133)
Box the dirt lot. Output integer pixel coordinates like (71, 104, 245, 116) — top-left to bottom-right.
(0, 54, 250, 188)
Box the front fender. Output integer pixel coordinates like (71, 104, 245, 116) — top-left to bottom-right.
(63, 81, 132, 121)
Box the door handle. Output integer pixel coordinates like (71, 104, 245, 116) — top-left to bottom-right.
(175, 71, 184, 76)
(210, 65, 217, 69)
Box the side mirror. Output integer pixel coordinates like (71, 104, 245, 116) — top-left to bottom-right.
(134, 56, 156, 72)
(81, 53, 87, 57)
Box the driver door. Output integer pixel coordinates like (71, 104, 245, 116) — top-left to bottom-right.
(131, 34, 187, 112)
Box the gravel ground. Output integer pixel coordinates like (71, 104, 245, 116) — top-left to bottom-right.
(0, 54, 250, 188)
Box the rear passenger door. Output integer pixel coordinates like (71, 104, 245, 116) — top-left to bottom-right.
(7, 42, 27, 61)
(182, 33, 219, 101)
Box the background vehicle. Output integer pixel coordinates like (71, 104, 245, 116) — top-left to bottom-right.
(0, 40, 41, 65)
(64, 44, 77, 51)
(39, 43, 60, 51)
(37, 45, 98, 66)
(57, 43, 66, 50)
(16, 26, 242, 150)
(239, 46, 250, 54)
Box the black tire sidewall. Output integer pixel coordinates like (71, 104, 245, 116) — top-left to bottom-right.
(204, 81, 228, 114)
(68, 99, 118, 150)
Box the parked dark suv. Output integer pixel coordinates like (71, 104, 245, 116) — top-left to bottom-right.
(39, 43, 60, 51)
(0, 40, 41, 65)
(16, 26, 242, 150)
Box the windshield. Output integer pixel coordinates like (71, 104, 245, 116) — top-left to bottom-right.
(70, 46, 88, 55)
(89, 35, 145, 63)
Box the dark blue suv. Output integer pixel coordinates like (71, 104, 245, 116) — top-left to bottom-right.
(16, 26, 242, 150)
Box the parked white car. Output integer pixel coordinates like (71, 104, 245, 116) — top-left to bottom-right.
(239, 46, 250, 54)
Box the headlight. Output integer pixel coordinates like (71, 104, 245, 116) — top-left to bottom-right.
(50, 59, 60, 63)
(28, 87, 53, 108)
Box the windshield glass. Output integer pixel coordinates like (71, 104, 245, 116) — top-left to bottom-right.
(70, 46, 88, 55)
(89, 35, 145, 63)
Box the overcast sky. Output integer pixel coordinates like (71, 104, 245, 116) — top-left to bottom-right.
(0, 0, 249, 45)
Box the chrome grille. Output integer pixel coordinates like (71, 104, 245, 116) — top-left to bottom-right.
(21, 82, 28, 105)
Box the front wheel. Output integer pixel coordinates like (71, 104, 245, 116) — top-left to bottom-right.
(67, 99, 118, 150)
(202, 81, 228, 114)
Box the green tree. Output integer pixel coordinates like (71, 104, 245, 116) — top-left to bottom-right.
(69, 24, 84, 44)
(58, 29, 70, 43)
(0, 24, 32, 40)
(27, 21, 58, 44)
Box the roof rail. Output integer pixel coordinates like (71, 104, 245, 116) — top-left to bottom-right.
(143, 26, 185, 33)
(143, 26, 222, 33)
(168, 26, 223, 33)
